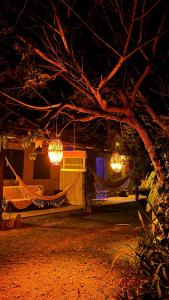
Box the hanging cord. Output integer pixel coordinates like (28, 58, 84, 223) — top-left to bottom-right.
(73, 117, 76, 150)
(5, 157, 18, 179)
(56, 113, 58, 137)
(54, 110, 76, 149)
(59, 120, 73, 136)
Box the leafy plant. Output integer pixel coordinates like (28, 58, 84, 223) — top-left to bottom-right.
(117, 199, 169, 299)
(136, 195, 169, 298)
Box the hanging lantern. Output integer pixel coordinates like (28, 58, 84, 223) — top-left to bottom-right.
(48, 137, 63, 165)
(110, 152, 122, 172)
(29, 151, 37, 161)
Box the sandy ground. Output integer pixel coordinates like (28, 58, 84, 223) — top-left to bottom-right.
(0, 203, 145, 300)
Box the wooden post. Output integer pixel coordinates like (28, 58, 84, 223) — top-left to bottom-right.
(14, 214, 21, 228)
(84, 151, 96, 214)
(0, 146, 5, 228)
(121, 164, 126, 178)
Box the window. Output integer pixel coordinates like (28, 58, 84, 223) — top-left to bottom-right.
(4, 149, 24, 179)
(33, 154, 50, 179)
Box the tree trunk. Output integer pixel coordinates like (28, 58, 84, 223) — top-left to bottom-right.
(129, 117, 164, 181)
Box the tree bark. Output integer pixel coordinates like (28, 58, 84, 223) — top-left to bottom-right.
(129, 116, 164, 181)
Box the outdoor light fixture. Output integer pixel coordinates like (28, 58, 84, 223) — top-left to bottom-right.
(110, 152, 122, 172)
(48, 137, 63, 165)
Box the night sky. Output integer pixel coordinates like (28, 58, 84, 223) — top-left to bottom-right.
(0, 0, 168, 153)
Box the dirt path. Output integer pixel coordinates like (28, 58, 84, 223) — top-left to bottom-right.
(0, 205, 144, 300)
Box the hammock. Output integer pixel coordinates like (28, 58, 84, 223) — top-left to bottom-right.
(93, 172, 131, 189)
(99, 174, 130, 189)
(5, 157, 79, 203)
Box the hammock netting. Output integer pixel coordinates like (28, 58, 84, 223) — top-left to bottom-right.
(93, 171, 133, 196)
(3, 157, 79, 210)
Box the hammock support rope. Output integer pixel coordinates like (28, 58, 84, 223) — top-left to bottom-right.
(5, 157, 79, 202)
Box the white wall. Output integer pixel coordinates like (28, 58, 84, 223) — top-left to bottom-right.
(60, 171, 84, 205)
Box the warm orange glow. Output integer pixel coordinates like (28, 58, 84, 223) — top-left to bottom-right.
(110, 152, 122, 172)
(48, 138, 63, 165)
(63, 151, 86, 158)
(61, 150, 86, 172)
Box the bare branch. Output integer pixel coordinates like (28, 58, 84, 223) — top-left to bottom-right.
(135, 0, 162, 21)
(131, 65, 151, 105)
(0, 101, 39, 128)
(98, 56, 124, 89)
(0, 91, 60, 111)
(61, 0, 121, 57)
(15, 0, 28, 25)
(55, 14, 72, 56)
(131, 6, 168, 105)
(152, 4, 169, 53)
(60, 104, 129, 124)
(123, 0, 138, 55)
(125, 29, 169, 60)
(137, 0, 145, 45)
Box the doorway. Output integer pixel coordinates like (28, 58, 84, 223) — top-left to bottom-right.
(96, 157, 106, 179)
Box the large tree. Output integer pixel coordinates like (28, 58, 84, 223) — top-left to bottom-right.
(0, 0, 169, 180)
